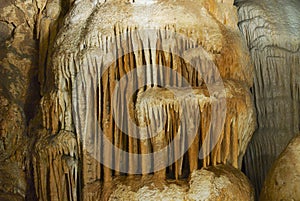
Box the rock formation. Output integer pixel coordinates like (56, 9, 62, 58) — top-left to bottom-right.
(0, 0, 38, 199)
(103, 165, 254, 201)
(260, 134, 300, 201)
(0, 0, 299, 200)
(235, 0, 300, 197)
(31, 0, 256, 200)
(0, 0, 73, 200)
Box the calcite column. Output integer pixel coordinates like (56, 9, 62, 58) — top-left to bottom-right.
(31, 0, 79, 200)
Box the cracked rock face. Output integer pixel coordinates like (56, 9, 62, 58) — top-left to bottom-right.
(0, 92, 27, 199)
(260, 134, 300, 201)
(0, 0, 39, 199)
(0, 0, 73, 199)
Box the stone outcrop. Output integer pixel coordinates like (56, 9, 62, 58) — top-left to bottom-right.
(260, 134, 300, 201)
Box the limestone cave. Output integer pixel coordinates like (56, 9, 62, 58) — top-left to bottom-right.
(0, 0, 299, 200)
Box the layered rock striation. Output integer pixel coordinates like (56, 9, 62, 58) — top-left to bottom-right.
(235, 0, 300, 197)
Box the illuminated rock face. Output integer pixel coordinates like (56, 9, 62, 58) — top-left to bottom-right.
(260, 134, 300, 201)
(30, 0, 256, 200)
(1, 0, 299, 200)
(102, 165, 254, 201)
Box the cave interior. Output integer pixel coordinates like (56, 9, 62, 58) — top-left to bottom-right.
(0, 0, 299, 200)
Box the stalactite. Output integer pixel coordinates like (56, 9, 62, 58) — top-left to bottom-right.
(33, 0, 256, 199)
(66, 25, 255, 186)
(136, 80, 255, 179)
(33, 131, 79, 201)
(64, 35, 253, 184)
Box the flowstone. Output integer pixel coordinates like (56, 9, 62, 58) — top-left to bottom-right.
(32, 0, 256, 200)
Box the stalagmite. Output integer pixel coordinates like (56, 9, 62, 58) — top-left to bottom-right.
(103, 165, 254, 201)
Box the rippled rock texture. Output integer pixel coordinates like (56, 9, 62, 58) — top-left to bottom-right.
(235, 0, 300, 197)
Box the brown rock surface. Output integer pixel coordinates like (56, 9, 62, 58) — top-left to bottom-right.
(0, 0, 262, 200)
(31, 0, 256, 200)
(0, 94, 27, 197)
(0, 0, 73, 199)
(260, 134, 300, 201)
(0, 0, 39, 110)
(0, 0, 38, 198)
(102, 165, 254, 201)
(0, 193, 24, 201)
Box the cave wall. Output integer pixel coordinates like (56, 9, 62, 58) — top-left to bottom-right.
(0, 0, 299, 200)
(0, 0, 38, 199)
(235, 0, 300, 198)
(0, 0, 72, 200)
